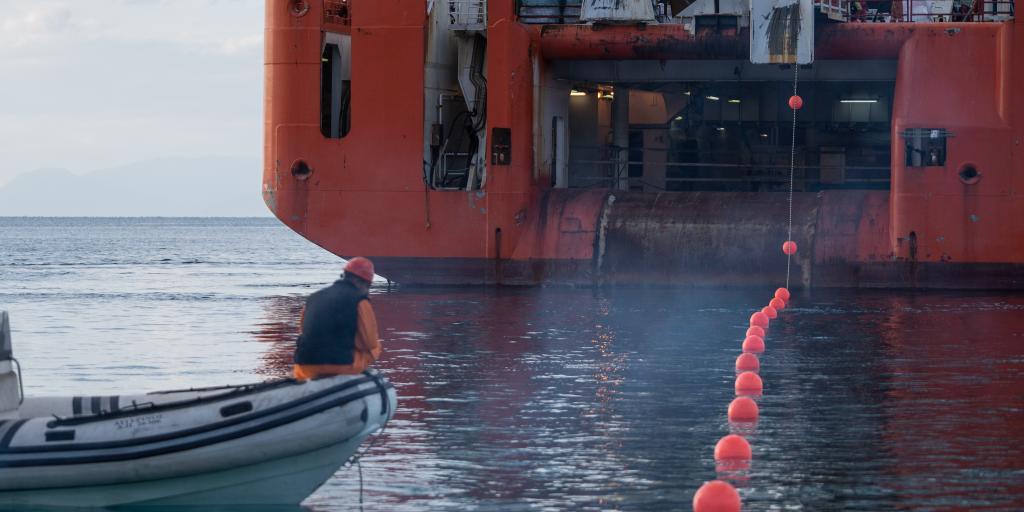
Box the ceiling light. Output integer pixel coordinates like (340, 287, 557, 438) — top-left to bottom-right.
(760, 133, 769, 138)
(840, 99, 878, 104)
(706, 96, 720, 101)
(674, 116, 683, 121)
(728, 99, 741, 104)
(716, 127, 726, 132)
(570, 89, 587, 96)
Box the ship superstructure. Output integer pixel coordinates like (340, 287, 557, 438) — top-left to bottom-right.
(264, 0, 1023, 287)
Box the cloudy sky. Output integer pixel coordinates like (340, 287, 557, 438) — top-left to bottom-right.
(0, 0, 262, 186)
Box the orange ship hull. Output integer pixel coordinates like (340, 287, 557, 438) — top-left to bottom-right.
(263, 1, 1024, 287)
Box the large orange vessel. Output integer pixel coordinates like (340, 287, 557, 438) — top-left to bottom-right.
(263, 0, 1023, 287)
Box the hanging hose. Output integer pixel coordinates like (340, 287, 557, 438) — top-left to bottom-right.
(786, 65, 800, 289)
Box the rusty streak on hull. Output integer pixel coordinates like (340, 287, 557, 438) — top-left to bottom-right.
(370, 190, 1024, 288)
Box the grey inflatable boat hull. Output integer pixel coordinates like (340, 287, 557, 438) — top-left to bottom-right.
(0, 371, 395, 507)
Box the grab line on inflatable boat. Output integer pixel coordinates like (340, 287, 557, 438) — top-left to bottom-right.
(0, 383, 392, 469)
(0, 377, 392, 461)
(10, 373, 383, 445)
(148, 379, 296, 395)
(0, 420, 27, 449)
(48, 373, 378, 428)
(55, 380, 307, 426)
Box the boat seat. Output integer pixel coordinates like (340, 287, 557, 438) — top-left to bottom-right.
(0, 311, 21, 415)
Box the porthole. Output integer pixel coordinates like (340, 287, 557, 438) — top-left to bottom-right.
(291, 159, 312, 180)
(958, 164, 980, 185)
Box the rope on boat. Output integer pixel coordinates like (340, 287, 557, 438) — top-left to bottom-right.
(347, 417, 390, 510)
(786, 64, 800, 289)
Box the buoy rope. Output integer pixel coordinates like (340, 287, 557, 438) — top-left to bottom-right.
(347, 418, 390, 509)
(786, 64, 800, 289)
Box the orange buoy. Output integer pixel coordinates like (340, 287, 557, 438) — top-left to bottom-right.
(728, 396, 759, 422)
(788, 95, 803, 110)
(742, 335, 765, 353)
(735, 352, 759, 372)
(745, 325, 765, 338)
(761, 305, 777, 319)
(735, 371, 763, 394)
(769, 297, 785, 311)
(749, 312, 769, 328)
(693, 480, 741, 512)
(774, 287, 791, 302)
(714, 434, 752, 461)
(782, 240, 798, 255)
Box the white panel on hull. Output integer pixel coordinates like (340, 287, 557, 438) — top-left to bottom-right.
(750, 0, 814, 65)
(580, 0, 656, 23)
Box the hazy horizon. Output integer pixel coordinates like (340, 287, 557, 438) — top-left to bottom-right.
(0, 155, 271, 217)
(0, 0, 263, 214)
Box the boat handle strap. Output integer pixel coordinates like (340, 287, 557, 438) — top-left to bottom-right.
(12, 358, 23, 406)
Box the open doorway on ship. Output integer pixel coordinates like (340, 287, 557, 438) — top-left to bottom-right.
(562, 77, 894, 193)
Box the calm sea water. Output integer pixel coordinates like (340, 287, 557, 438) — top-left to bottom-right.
(1, 217, 1022, 511)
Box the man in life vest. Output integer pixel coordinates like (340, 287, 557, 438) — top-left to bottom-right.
(293, 257, 381, 380)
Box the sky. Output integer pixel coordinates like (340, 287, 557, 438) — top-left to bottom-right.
(0, 0, 263, 186)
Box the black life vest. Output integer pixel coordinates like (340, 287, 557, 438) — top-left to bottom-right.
(294, 280, 367, 365)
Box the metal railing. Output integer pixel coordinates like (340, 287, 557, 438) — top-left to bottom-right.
(838, 0, 1014, 22)
(515, 0, 1013, 25)
(568, 158, 890, 191)
(323, 0, 351, 28)
(450, 0, 487, 29)
(517, 0, 583, 24)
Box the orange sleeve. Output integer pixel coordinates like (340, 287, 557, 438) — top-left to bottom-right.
(354, 300, 381, 363)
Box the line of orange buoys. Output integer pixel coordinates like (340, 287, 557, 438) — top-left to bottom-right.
(695, 92, 803, 511)
(692, 284, 795, 512)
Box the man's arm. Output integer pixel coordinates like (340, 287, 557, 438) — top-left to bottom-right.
(354, 300, 382, 363)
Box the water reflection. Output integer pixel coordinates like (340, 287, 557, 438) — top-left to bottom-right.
(244, 288, 1024, 511)
(250, 295, 305, 378)
(6, 219, 1022, 510)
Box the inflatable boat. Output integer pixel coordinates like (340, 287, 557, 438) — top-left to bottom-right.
(0, 311, 396, 507)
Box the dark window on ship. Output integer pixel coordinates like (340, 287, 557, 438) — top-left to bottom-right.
(903, 128, 948, 167)
(321, 36, 351, 138)
(695, 15, 739, 35)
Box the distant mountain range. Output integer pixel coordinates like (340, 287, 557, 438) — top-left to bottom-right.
(0, 157, 270, 216)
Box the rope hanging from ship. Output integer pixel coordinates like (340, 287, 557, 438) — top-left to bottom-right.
(692, 64, 804, 512)
(786, 64, 800, 289)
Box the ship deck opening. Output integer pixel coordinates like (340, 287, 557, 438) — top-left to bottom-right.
(551, 61, 895, 193)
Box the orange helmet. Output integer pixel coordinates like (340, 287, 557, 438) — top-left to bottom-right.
(343, 257, 375, 282)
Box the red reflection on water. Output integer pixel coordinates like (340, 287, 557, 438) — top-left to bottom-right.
(876, 295, 1024, 509)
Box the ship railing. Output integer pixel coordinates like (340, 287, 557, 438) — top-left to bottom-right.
(835, 0, 1014, 23)
(433, 151, 474, 190)
(450, 0, 488, 30)
(323, 0, 351, 29)
(517, 0, 583, 24)
(567, 159, 890, 191)
(516, 0, 1013, 25)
